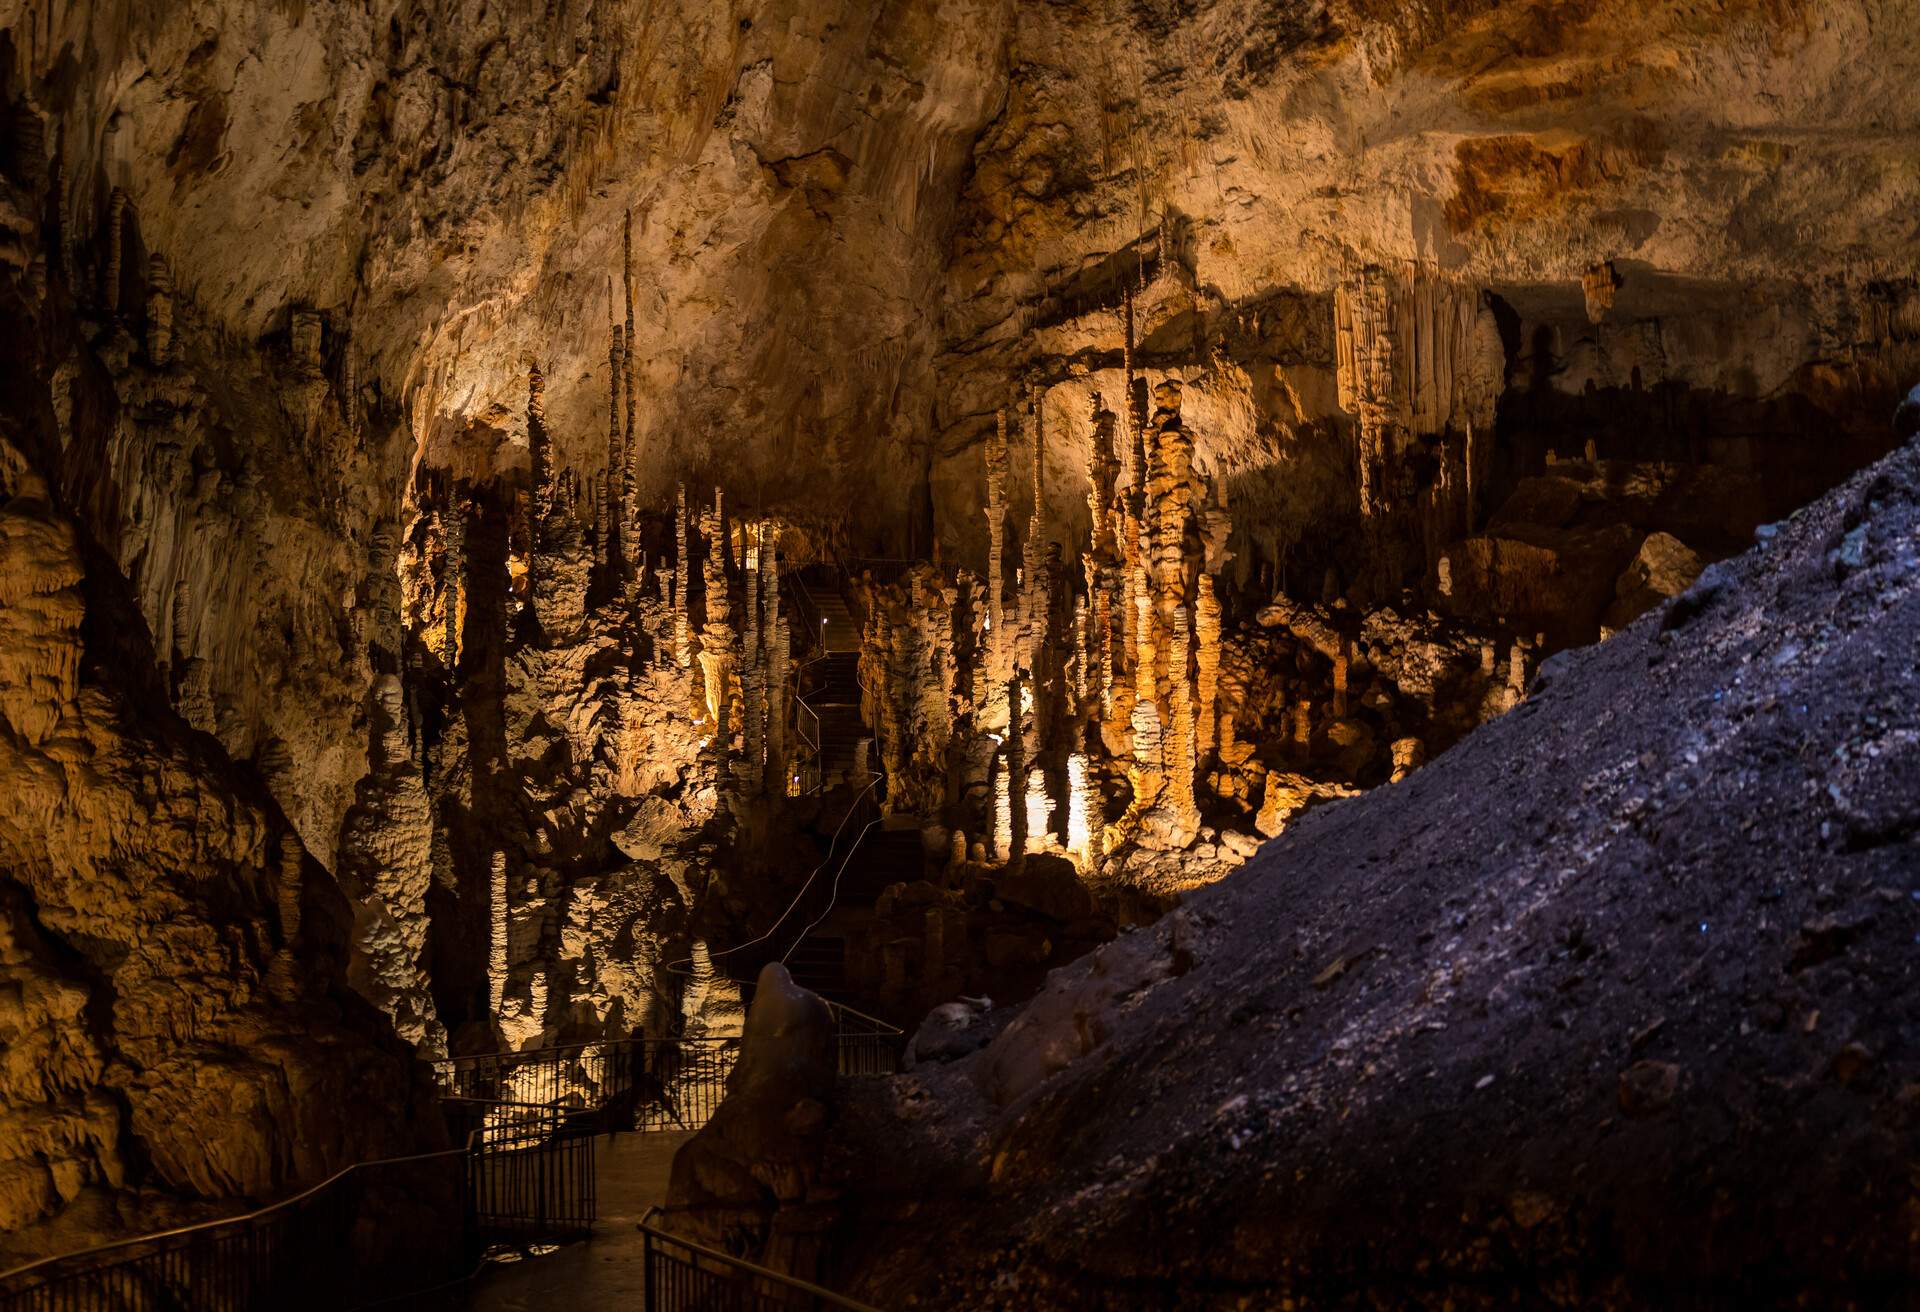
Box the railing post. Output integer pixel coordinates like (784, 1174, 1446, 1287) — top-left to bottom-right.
(642, 1227, 655, 1312)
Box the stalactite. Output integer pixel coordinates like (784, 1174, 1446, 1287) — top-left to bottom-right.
(53, 147, 72, 288)
(11, 97, 46, 195)
(528, 360, 554, 528)
(276, 832, 303, 948)
(103, 187, 127, 313)
(1122, 279, 1140, 491)
(443, 496, 464, 674)
(607, 315, 624, 572)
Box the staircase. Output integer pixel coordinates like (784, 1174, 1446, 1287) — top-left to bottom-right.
(838, 822, 926, 902)
(813, 588, 860, 653)
(796, 581, 868, 791)
(782, 934, 849, 998)
(810, 653, 866, 788)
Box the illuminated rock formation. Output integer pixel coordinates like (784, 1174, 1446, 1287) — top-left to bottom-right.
(337, 675, 447, 1059)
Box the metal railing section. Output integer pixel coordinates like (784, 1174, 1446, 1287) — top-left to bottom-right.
(0, 1097, 607, 1310)
(639, 1209, 881, 1312)
(0, 1145, 475, 1312)
(431, 1005, 902, 1136)
(451, 1104, 596, 1244)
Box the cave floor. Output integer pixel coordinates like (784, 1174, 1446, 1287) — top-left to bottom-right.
(462, 1130, 694, 1310)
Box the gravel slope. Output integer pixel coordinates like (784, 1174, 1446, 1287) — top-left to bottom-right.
(832, 436, 1920, 1309)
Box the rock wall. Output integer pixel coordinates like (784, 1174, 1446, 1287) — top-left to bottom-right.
(0, 437, 425, 1260)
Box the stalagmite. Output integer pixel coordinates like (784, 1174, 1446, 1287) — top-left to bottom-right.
(674, 482, 693, 668)
(1005, 671, 1026, 861)
(53, 152, 73, 287)
(741, 523, 765, 788)
(1067, 752, 1092, 867)
(264, 833, 306, 1000)
(488, 851, 508, 1022)
(443, 500, 464, 673)
(1024, 766, 1049, 852)
(764, 522, 789, 792)
(1391, 736, 1425, 782)
(623, 214, 638, 522)
(1146, 379, 1198, 616)
(1160, 604, 1200, 847)
(528, 361, 554, 527)
(1195, 574, 1220, 757)
(1584, 261, 1619, 323)
(985, 409, 1009, 642)
(993, 753, 1013, 861)
(144, 255, 172, 365)
(698, 488, 735, 740)
(291, 309, 324, 376)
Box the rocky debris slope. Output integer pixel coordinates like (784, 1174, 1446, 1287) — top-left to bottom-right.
(829, 436, 1920, 1308)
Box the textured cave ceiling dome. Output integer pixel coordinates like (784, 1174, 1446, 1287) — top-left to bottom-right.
(11, 0, 1918, 548)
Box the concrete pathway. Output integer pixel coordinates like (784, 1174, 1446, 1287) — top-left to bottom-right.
(464, 1130, 693, 1310)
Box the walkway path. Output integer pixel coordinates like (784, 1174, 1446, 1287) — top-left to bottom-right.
(463, 1130, 693, 1310)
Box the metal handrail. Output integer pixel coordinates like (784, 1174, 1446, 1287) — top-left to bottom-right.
(0, 1140, 473, 1286)
(638, 1208, 882, 1311)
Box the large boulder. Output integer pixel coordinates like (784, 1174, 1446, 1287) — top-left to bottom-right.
(1603, 531, 1705, 632)
(666, 963, 838, 1277)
